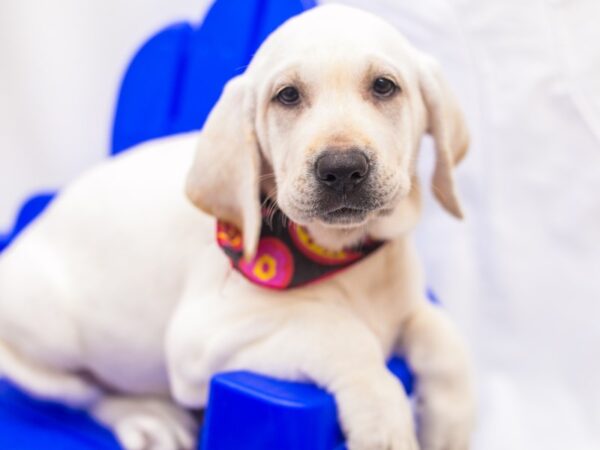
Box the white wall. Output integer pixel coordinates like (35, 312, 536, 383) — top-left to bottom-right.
(1, 0, 600, 449)
(341, 2, 599, 448)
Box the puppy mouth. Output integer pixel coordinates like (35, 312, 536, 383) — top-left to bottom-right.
(320, 206, 370, 225)
(286, 183, 404, 227)
(314, 190, 386, 226)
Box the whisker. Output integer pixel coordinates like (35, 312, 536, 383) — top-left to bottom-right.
(268, 206, 279, 229)
(280, 211, 288, 228)
(262, 188, 280, 229)
(261, 196, 272, 209)
(261, 187, 278, 207)
(258, 173, 275, 181)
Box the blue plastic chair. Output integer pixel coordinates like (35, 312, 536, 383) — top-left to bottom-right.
(0, 1, 417, 448)
(0, 193, 55, 253)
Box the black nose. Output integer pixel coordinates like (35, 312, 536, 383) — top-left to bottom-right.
(315, 149, 370, 193)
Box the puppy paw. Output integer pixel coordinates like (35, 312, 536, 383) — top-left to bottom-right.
(92, 396, 198, 450)
(337, 370, 419, 450)
(346, 424, 419, 450)
(415, 380, 475, 450)
(168, 370, 209, 409)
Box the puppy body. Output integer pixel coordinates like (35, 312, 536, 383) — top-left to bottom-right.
(0, 135, 203, 395)
(0, 5, 474, 450)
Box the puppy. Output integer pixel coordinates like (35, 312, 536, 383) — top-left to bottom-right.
(0, 5, 474, 450)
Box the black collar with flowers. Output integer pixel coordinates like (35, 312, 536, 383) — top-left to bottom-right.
(216, 199, 385, 290)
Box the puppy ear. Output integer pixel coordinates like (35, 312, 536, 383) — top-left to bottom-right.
(186, 75, 261, 259)
(418, 56, 470, 219)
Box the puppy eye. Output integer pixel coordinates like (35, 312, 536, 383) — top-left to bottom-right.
(372, 77, 398, 98)
(276, 86, 301, 106)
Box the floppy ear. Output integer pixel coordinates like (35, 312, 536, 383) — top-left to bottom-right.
(418, 56, 470, 219)
(186, 75, 261, 259)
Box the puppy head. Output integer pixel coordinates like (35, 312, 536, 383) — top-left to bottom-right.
(187, 5, 469, 257)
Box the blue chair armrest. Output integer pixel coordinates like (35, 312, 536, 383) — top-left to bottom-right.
(201, 357, 413, 450)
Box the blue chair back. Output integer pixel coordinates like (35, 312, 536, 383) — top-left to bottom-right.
(112, 0, 315, 153)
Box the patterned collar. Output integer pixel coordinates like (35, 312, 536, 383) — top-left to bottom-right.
(216, 199, 385, 290)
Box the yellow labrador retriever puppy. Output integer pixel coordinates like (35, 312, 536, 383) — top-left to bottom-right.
(0, 5, 474, 450)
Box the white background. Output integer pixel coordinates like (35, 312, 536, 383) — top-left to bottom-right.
(1, 0, 599, 449)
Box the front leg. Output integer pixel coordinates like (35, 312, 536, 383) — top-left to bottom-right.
(398, 301, 475, 450)
(166, 290, 418, 450)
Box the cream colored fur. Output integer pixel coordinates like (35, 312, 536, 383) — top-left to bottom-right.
(0, 5, 474, 450)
